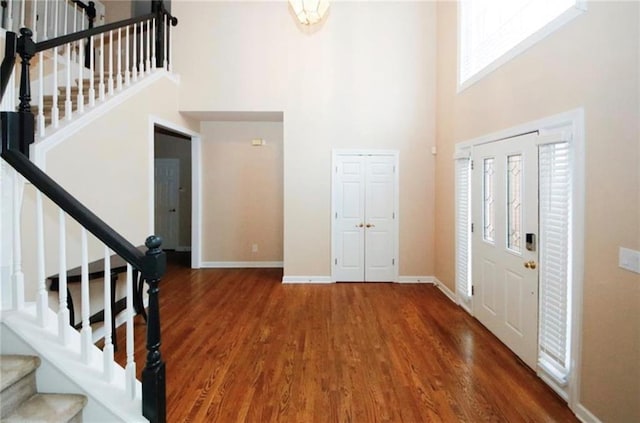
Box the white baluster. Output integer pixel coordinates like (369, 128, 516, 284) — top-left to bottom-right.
(31, 0, 37, 41)
(11, 170, 24, 310)
(51, 0, 59, 128)
(125, 264, 136, 399)
(58, 209, 70, 345)
(19, 0, 25, 29)
(89, 35, 95, 107)
(80, 228, 92, 364)
(72, 4, 77, 62)
(117, 28, 122, 90)
(124, 25, 130, 86)
(64, 2, 72, 120)
(77, 33, 84, 113)
(108, 30, 114, 96)
(65, 40, 72, 120)
(36, 191, 48, 327)
(163, 14, 168, 70)
(138, 22, 144, 78)
(131, 23, 137, 82)
(145, 19, 151, 74)
(6, 0, 13, 32)
(168, 22, 173, 73)
(151, 18, 156, 71)
(98, 32, 105, 101)
(37, 52, 45, 136)
(43, 0, 48, 40)
(103, 246, 114, 382)
(53, 0, 58, 36)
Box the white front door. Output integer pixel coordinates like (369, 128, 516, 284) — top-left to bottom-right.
(471, 134, 539, 369)
(154, 158, 180, 250)
(333, 153, 397, 282)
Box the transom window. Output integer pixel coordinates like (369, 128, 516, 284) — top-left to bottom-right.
(459, 0, 585, 90)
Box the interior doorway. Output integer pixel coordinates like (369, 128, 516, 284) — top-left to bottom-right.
(154, 126, 192, 267)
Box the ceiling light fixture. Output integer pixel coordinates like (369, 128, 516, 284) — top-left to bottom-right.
(288, 0, 330, 26)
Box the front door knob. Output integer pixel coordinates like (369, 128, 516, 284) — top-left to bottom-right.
(524, 260, 537, 269)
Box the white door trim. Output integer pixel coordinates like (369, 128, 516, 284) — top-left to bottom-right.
(149, 116, 203, 269)
(331, 149, 400, 283)
(454, 107, 585, 415)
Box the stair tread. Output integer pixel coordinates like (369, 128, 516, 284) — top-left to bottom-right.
(0, 355, 40, 392)
(2, 393, 87, 423)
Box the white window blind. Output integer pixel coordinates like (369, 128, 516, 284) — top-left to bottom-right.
(455, 158, 472, 301)
(459, 0, 580, 86)
(538, 141, 571, 383)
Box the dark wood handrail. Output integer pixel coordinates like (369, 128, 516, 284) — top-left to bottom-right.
(0, 145, 145, 269)
(35, 12, 157, 53)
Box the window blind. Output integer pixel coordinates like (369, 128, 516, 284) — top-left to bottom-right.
(538, 141, 571, 383)
(455, 158, 472, 301)
(460, 0, 578, 85)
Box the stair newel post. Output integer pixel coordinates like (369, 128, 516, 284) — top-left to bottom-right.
(16, 27, 34, 156)
(141, 235, 167, 423)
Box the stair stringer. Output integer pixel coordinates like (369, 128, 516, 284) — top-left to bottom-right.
(1, 304, 147, 422)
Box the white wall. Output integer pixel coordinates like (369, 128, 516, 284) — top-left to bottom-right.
(173, 1, 437, 278)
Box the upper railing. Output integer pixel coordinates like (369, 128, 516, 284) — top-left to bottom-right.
(0, 3, 177, 422)
(2, 0, 177, 137)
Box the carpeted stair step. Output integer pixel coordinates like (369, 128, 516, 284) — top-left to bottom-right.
(2, 393, 87, 423)
(0, 355, 40, 418)
(0, 355, 87, 422)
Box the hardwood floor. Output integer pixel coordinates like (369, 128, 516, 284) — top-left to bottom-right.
(113, 261, 577, 422)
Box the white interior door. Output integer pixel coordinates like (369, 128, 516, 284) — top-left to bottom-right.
(155, 158, 180, 250)
(333, 153, 397, 282)
(471, 134, 539, 369)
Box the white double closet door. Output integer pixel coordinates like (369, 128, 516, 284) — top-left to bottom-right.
(332, 152, 398, 282)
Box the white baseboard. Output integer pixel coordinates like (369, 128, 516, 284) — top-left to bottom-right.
(574, 403, 602, 423)
(433, 277, 457, 304)
(395, 276, 434, 283)
(201, 261, 283, 268)
(282, 276, 334, 284)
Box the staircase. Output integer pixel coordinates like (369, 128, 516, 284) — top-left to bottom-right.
(0, 355, 87, 422)
(32, 75, 104, 127)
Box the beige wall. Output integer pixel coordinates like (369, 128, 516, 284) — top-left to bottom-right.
(173, 1, 437, 277)
(20, 76, 198, 295)
(154, 131, 192, 248)
(435, 2, 640, 421)
(200, 121, 283, 263)
(103, 0, 132, 23)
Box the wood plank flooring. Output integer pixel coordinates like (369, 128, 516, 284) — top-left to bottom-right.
(113, 260, 577, 422)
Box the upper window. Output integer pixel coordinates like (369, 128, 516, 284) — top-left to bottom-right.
(459, 0, 585, 90)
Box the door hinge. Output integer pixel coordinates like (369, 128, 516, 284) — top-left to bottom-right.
(471, 286, 474, 295)
(335, 212, 338, 219)
(392, 258, 395, 266)
(336, 166, 338, 173)
(393, 165, 396, 173)
(335, 258, 337, 265)
(471, 223, 474, 233)
(470, 160, 474, 170)
(392, 212, 395, 219)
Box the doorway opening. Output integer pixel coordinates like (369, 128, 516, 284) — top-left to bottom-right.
(154, 125, 192, 268)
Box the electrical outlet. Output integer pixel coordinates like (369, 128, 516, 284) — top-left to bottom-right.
(252, 244, 258, 253)
(619, 247, 640, 274)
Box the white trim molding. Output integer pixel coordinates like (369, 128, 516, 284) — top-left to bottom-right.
(202, 261, 284, 269)
(282, 276, 334, 284)
(433, 277, 457, 304)
(574, 403, 603, 423)
(395, 276, 434, 283)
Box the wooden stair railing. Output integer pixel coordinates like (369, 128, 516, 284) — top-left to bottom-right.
(0, 4, 177, 422)
(4, 2, 178, 138)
